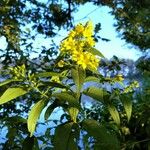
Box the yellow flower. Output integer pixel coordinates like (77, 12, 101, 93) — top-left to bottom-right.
(74, 24, 84, 35)
(59, 21, 100, 71)
(60, 37, 76, 52)
(83, 21, 93, 37)
(69, 30, 76, 37)
(87, 54, 100, 71)
(86, 37, 95, 47)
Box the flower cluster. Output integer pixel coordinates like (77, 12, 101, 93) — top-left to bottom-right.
(123, 81, 139, 93)
(60, 21, 100, 71)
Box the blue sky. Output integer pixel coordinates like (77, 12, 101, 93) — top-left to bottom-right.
(0, 2, 142, 61)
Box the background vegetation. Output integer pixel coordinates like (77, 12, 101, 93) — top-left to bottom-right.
(0, 0, 149, 149)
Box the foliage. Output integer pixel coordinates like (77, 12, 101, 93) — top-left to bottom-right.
(0, 0, 149, 149)
(0, 22, 139, 149)
(107, 0, 150, 50)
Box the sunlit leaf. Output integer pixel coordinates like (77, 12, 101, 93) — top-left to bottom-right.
(27, 99, 47, 136)
(87, 47, 105, 58)
(108, 105, 120, 125)
(0, 87, 28, 105)
(83, 87, 108, 103)
(35, 72, 62, 78)
(71, 66, 86, 93)
(84, 76, 100, 83)
(0, 79, 21, 87)
(68, 107, 79, 123)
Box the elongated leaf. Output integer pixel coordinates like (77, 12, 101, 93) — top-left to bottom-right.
(23, 136, 40, 150)
(84, 76, 100, 83)
(52, 92, 79, 108)
(87, 47, 104, 58)
(44, 104, 55, 120)
(83, 87, 108, 103)
(108, 105, 120, 125)
(82, 119, 119, 150)
(3, 116, 27, 124)
(68, 107, 79, 123)
(54, 122, 78, 150)
(121, 95, 132, 122)
(23, 136, 34, 150)
(71, 66, 86, 93)
(35, 72, 62, 78)
(67, 133, 78, 150)
(28, 99, 47, 136)
(40, 81, 68, 89)
(0, 79, 20, 87)
(0, 87, 28, 105)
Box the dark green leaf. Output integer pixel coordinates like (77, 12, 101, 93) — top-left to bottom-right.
(82, 119, 119, 150)
(23, 136, 35, 150)
(52, 92, 80, 108)
(44, 104, 55, 120)
(23, 136, 40, 150)
(3, 116, 27, 124)
(40, 81, 68, 89)
(54, 122, 78, 150)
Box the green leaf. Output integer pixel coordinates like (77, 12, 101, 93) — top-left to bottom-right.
(0, 87, 28, 105)
(54, 122, 78, 150)
(23, 136, 40, 150)
(52, 92, 80, 108)
(3, 116, 27, 124)
(87, 47, 105, 58)
(83, 87, 108, 103)
(23, 136, 35, 150)
(67, 132, 78, 150)
(108, 105, 120, 125)
(71, 66, 86, 93)
(27, 99, 47, 136)
(35, 72, 62, 78)
(0, 79, 20, 87)
(68, 107, 79, 123)
(40, 81, 68, 89)
(6, 127, 17, 144)
(84, 76, 100, 83)
(44, 104, 55, 120)
(121, 95, 132, 122)
(82, 119, 120, 150)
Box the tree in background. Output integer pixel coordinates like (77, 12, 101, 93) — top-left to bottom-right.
(0, 0, 150, 149)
